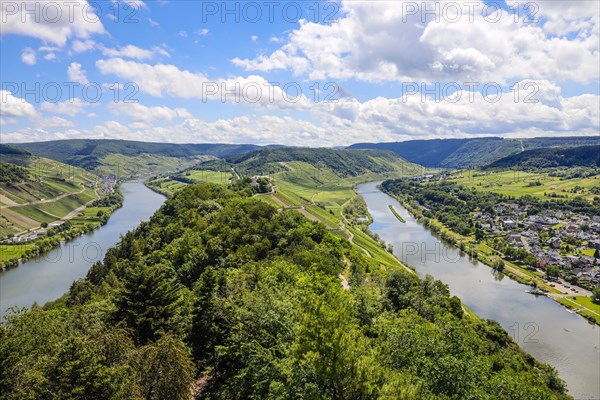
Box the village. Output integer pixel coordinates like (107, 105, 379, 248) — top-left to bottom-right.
(473, 202, 600, 288)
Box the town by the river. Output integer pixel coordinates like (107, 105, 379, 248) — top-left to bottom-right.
(357, 181, 600, 400)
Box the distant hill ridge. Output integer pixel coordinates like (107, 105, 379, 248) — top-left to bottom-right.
(0, 144, 31, 156)
(348, 136, 600, 168)
(9, 139, 265, 175)
(485, 145, 600, 169)
(203, 147, 417, 177)
(11, 139, 262, 166)
(9, 136, 600, 171)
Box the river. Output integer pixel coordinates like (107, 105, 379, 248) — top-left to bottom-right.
(0, 181, 165, 319)
(357, 181, 600, 400)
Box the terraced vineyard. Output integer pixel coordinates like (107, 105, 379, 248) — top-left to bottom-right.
(0, 156, 101, 237)
(0, 150, 123, 267)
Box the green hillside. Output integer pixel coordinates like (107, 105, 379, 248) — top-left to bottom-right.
(486, 145, 600, 169)
(0, 149, 100, 239)
(221, 147, 422, 177)
(10, 139, 263, 176)
(349, 136, 600, 168)
(0, 183, 571, 399)
(0, 162, 30, 183)
(148, 147, 424, 198)
(0, 144, 31, 156)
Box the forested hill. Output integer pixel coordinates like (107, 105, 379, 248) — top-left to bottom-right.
(0, 183, 570, 399)
(486, 145, 600, 169)
(203, 147, 420, 177)
(10, 139, 263, 175)
(0, 162, 30, 183)
(348, 136, 600, 168)
(0, 145, 32, 183)
(0, 144, 31, 156)
(349, 138, 492, 167)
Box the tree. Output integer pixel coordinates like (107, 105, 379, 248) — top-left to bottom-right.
(114, 263, 182, 343)
(190, 267, 228, 367)
(546, 265, 561, 278)
(133, 334, 195, 400)
(475, 228, 484, 241)
(494, 259, 505, 271)
(592, 287, 600, 305)
(594, 248, 600, 259)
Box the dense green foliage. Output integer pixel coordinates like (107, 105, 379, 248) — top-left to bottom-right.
(0, 144, 31, 156)
(214, 147, 415, 177)
(349, 137, 600, 168)
(11, 140, 262, 171)
(0, 184, 570, 399)
(381, 179, 600, 273)
(0, 162, 30, 183)
(486, 145, 600, 169)
(343, 196, 371, 228)
(383, 179, 600, 230)
(92, 192, 124, 207)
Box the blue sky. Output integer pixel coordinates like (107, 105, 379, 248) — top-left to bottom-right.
(1, 0, 599, 145)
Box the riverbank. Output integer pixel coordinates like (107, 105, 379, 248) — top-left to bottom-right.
(0, 189, 124, 271)
(0, 181, 165, 318)
(357, 181, 600, 399)
(380, 186, 600, 326)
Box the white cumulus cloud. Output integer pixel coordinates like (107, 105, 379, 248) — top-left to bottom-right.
(0, 91, 38, 118)
(67, 62, 89, 84)
(0, 0, 105, 46)
(233, 0, 599, 84)
(21, 48, 36, 65)
(108, 102, 192, 122)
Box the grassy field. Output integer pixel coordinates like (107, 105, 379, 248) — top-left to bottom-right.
(183, 170, 232, 184)
(569, 295, 600, 313)
(0, 243, 34, 262)
(388, 205, 406, 223)
(448, 169, 600, 200)
(556, 296, 600, 324)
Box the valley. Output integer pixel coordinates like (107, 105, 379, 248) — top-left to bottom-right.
(381, 166, 600, 325)
(3, 2, 599, 397)
(1, 140, 599, 399)
(0, 147, 123, 268)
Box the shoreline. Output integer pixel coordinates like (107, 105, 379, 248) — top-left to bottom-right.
(379, 186, 600, 326)
(0, 187, 124, 271)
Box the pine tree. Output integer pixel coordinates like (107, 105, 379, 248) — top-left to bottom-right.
(114, 263, 181, 343)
